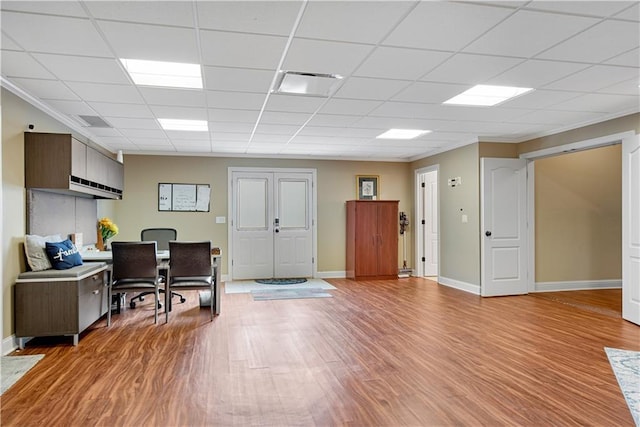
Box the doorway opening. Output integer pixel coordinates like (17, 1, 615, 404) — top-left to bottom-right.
(415, 165, 439, 279)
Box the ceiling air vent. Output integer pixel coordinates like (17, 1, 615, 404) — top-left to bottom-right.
(272, 71, 343, 97)
(78, 115, 112, 128)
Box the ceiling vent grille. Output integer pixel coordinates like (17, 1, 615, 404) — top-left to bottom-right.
(272, 71, 343, 97)
(78, 115, 112, 128)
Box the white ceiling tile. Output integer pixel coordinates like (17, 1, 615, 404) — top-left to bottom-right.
(260, 111, 312, 125)
(334, 77, 411, 100)
(203, 66, 275, 93)
(105, 117, 160, 129)
(149, 105, 207, 121)
(86, 1, 195, 27)
(604, 49, 640, 67)
(211, 133, 250, 144)
(1, 34, 23, 50)
(536, 20, 640, 63)
(1, 51, 55, 79)
(340, 128, 387, 138)
(421, 54, 524, 85)
(85, 127, 122, 137)
(614, 3, 639, 21)
(354, 47, 451, 80)
(65, 81, 144, 103)
(139, 87, 206, 107)
(98, 21, 199, 63)
(251, 134, 290, 143)
(171, 144, 211, 153)
(42, 99, 95, 115)
(196, 1, 301, 35)
(383, 2, 514, 51)
(525, 1, 632, 17)
(88, 102, 154, 118)
(95, 136, 135, 148)
(548, 93, 639, 113)
(319, 99, 382, 115)
(208, 108, 260, 123)
(297, 1, 415, 44)
(498, 89, 582, 109)
(124, 137, 168, 145)
(597, 78, 640, 96)
(391, 82, 469, 103)
(464, 10, 599, 57)
(122, 130, 169, 139)
(1, 12, 112, 56)
(305, 114, 361, 127)
(32, 53, 129, 84)
(368, 101, 430, 118)
(1, 1, 87, 17)
(283, 38, 373, 77)
(199, 30, 287, 69)
(298, 126, 348, 137)
(166, 131, 210, 141)
(265, 94, 326, 113)
(352, 116, 435, 129)
(544, 65, 639, 91)
(510, 109, 604, 125)
(252, 123, 299, 135)
(209, 122, 255, 133)
(487, 59, 591, 88)
(207, 91, 266, 110)
(10, 78, 79, 100)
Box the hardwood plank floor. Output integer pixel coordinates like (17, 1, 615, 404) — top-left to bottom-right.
(2, 279, 637, 426)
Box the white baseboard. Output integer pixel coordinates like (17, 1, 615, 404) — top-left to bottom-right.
(3, 334, 21, 355)
(534, 279, 622, 293)
(316, 271, 346, 279)
(438, 276, 480, 295)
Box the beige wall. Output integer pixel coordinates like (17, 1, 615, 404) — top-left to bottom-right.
(411, 143, 480, 286)
(103, 155, 412, 276)
(1, 88, 78, 338)
(535, 145, 622, 282)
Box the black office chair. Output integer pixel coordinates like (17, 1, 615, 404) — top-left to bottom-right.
(165, 241, 216, 322)
(129, 228, 186, 309)
(108, 241, 161, 325)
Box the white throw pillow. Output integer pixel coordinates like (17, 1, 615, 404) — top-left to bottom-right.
(24, 234, 63, 271)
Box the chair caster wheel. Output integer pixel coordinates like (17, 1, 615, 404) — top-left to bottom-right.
(130, 301, 136, 309)
(180, 298, 186, 303)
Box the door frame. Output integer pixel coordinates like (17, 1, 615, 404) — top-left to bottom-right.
(227, 167, 317, 281)
(414, 164, 439, 278)
(520, 130, 635, 292)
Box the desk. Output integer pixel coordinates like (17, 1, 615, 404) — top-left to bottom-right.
(81, 250, 221, 315)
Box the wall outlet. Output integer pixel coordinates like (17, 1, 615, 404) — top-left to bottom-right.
(216, 216, 226, 224)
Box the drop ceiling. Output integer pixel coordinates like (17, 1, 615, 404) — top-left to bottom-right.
(1, 1, 638, 162)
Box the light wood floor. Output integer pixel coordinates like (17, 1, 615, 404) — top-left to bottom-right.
(2, 278, 638, 426)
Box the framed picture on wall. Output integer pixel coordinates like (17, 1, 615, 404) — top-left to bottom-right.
(356, 175, 379, 200)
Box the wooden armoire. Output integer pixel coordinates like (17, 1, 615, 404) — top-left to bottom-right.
(346, 200, 399, 280)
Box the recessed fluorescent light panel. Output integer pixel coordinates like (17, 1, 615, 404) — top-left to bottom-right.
(443, 85, 533, 106)
(376, 129, 431, 139)
(272, 71, 343, 97)
(120, 59, 202, 89)
(158, 119, 208, 132)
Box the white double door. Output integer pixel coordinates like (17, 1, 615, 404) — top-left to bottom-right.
(231, 169, 314, 280)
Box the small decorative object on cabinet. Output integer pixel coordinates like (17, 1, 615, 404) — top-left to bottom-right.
(346, 200, 399, 280)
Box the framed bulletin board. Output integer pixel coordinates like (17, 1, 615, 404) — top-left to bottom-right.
(356, 175, 379, 200)
(158, 183, 211, 212)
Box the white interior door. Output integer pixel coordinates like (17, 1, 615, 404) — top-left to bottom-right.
(422, 170, 438, 276)
(622, 134, 640, 325)
(232, 172, 274, 280)
(231, 170, 313, 280)
(274, 173, 313, 278)
(481, 158, 528, 296)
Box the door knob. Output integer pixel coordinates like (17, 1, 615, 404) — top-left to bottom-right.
(485, 231, 492, 237)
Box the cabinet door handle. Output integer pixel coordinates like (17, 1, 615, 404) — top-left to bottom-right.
(92, 290, 100, 295)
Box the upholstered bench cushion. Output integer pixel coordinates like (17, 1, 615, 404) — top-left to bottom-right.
(17, 262, 107, 281)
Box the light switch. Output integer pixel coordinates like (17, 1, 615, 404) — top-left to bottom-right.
(216, 216, 226, 224)
(462, 214, 468, 223)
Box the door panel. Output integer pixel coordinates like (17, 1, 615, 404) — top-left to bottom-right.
(622, 134, 640, 325)
(232, 173, 274, 280)
(423, 171, 438, 276)
(274, 173, 313, 278)
(355, 203, 378, 277)
(481, 158, 528, 296)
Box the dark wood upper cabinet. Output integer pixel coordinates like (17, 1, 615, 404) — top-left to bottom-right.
(24, 132, 123, 199)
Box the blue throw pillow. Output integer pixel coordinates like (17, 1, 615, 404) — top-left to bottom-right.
(45, 239, 83, 270)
